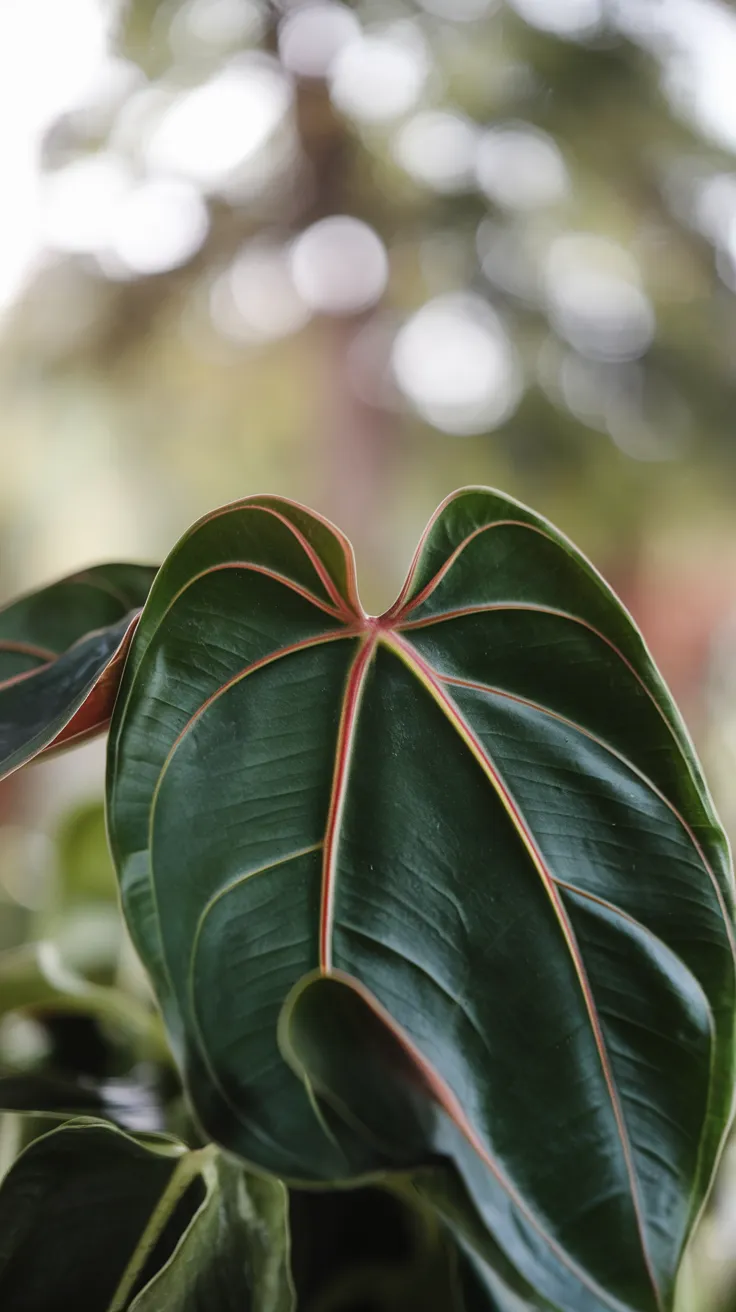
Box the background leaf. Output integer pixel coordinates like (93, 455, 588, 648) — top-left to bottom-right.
(0, 1119, 183, 1311)
(0, 940, 166, 1058)
(130, 1153, 294, 1312)
(0, 563, 157, 779)
(0, 1119, 293, 1312)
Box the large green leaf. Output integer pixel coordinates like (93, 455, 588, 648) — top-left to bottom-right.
(0, 563, 157, 778)
(0, 1119, 292, 1311)
(106, 489, 736, 1312)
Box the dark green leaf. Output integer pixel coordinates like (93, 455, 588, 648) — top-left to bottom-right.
(0, 563, 157, 779)
(0, 1120, 182, 1311)
(0, 1120, 292, 1312)
(106, 490, 736, 1311)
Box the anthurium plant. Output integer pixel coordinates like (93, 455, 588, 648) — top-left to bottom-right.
(0, 487, 732, 1312)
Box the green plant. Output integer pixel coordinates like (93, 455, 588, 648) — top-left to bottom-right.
(0, 487, 732, 1312)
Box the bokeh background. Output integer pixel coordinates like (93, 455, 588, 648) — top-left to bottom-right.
(2, 0, 736, 1305)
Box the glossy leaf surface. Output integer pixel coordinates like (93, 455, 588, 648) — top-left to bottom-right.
(0, 563, 157, 779)
(107, 490, 736, 1312)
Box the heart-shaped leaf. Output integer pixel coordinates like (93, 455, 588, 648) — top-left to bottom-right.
(0, 563, 157, 779)
(0, 1119, 292, 1312)
(106, 490, 736, 1312)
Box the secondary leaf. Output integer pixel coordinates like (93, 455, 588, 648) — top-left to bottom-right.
(129, 1152, 294, 1312)
(0, 1068, 164, 1131)
(0, 1120, 293, 1312)
(0, 1120, 182, 1311)
(106, 489, 736, 1311)
(0, 563, 157, 779)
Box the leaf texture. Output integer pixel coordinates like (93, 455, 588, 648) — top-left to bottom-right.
(106, 489, 736, 1312)
(0, 563, 157, 779)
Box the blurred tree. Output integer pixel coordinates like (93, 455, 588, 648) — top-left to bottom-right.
(2, 0, 736, 596)
(4, 3, 736, 1305)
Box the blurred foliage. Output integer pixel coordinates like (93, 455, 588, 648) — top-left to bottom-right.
(5, 0, 736, 600)
(55, 800, 116, 904)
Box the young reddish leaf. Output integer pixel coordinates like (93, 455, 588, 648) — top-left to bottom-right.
(0, 564, 157, 779)
(106, 490, 736, 1312)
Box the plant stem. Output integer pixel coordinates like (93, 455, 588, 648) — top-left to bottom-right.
(107, 1144, 215, 1311)
(0, 1113, 21, 1183)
